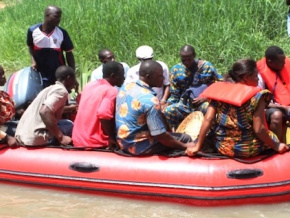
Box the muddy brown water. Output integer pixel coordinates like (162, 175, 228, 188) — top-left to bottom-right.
(0, 183, 289, 218)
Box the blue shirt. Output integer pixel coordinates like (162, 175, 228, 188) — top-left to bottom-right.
(115, 80, 167, 155)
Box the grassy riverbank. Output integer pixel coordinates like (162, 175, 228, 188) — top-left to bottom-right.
(0, 0, 289, 86)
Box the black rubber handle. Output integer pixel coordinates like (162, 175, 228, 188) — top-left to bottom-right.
(69, 162, 100, 173)
(227, 169, 263, 179)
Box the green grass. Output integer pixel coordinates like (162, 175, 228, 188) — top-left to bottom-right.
(0, 0, 289, 88)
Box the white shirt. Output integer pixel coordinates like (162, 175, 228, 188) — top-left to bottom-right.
(91, 62, 130, 82)
(124, 60, 170, 100)
(258, 73, 265, 89)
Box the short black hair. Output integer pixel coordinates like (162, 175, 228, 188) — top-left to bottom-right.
(139, 60, 162, 77)
(98, 49, 113, 60)
(265, 46, 284, 60)
(180, 44, 196, 56)
(103, 61, 122, 78)
(55, 66, 75, 80)
(45, 5, 61, 17)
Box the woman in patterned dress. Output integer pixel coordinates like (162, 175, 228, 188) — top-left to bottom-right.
(186, 59, 289, 158)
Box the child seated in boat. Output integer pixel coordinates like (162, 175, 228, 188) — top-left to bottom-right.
(186, 58, 289, 158)
(15, 66, 76, 146)
(115, 60, 196, 156)
(72, 61, 125, 149)
(0, 65, 17, 147)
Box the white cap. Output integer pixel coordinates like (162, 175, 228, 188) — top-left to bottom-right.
(136, 45, 154, 59)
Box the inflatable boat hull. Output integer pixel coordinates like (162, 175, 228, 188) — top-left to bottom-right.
(0, 146, 289, 206)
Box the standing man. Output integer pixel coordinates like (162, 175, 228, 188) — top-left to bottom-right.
(72, 61, 125, 148)
(27, 5, 75, 88)
(124, 45, 170, 109)
(15, 66, 76, 146)
(115, 60, 195, 156)
(164, 44, 222, 131)
(287, 0, 290, 37)
(90, 49, 129, 82)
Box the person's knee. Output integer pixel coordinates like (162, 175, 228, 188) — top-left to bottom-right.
(270, 111, 283, 125)
(58, 119, 74, 136)
(175, 133, 192, 143)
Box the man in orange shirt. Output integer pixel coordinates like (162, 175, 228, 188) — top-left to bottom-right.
(257, 46, 290, 142)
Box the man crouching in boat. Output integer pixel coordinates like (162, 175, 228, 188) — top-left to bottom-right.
(15, 66, 76, 146)
(257, 46, 290, 143)
(115, 60, 196, 156)
(186, 59, 289, 158)
(72, 61, 125, 149)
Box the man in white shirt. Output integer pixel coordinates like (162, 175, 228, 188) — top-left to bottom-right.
(125, 45, 170, 109)
(91, 49, 129, 81)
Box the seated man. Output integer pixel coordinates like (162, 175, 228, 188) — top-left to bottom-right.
(164, 44, 222, 131)
(15, 66, 76, 146)
(115, 60, 195, 156)
(125, 45, 170, 108)
(91, 49, 129, 81)
(72, 61, 125, 148)
(257, 45, 290, 142)
(0, 65, 6, 86)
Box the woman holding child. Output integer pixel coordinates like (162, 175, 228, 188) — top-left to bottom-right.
(186, 59, 289, 158)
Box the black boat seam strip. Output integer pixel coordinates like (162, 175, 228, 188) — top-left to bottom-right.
(0, 169, 289, 191)
(0, 177, 290, 201)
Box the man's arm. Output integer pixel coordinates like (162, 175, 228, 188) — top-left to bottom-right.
(39, 105, 72, 145)
(66, 51, 75, 70)
(66, 51, 79, 92)
(28, 47, 37, 71)
(155, 131, 195, 149)
(160, 85, 170, 111)
(186, 105, 216, 156)
(167, 68, 181, 104)
(253, 97, 288, 153)
(100, 119, 118, 149)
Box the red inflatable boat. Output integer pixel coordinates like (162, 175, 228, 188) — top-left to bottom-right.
(0, 145, 289, 206)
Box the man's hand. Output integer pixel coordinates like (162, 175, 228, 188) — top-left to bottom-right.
(64, 104, 78, 114)
(192, 97, 207, 106)
(275, 143, 289, 153)
(31, 63, 38, 71)
(107, 139, 119, 150)
(74, 80, 80, 94)
(185, 142, 199, 156)
(160, 101, 168, 113)
(59, 135, 72, 146)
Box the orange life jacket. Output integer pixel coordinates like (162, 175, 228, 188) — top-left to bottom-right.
(200, 82, 261, 106)
(257, 57, 290, 106)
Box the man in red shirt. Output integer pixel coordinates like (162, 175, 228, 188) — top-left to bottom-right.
(72, 61, 124, 148)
